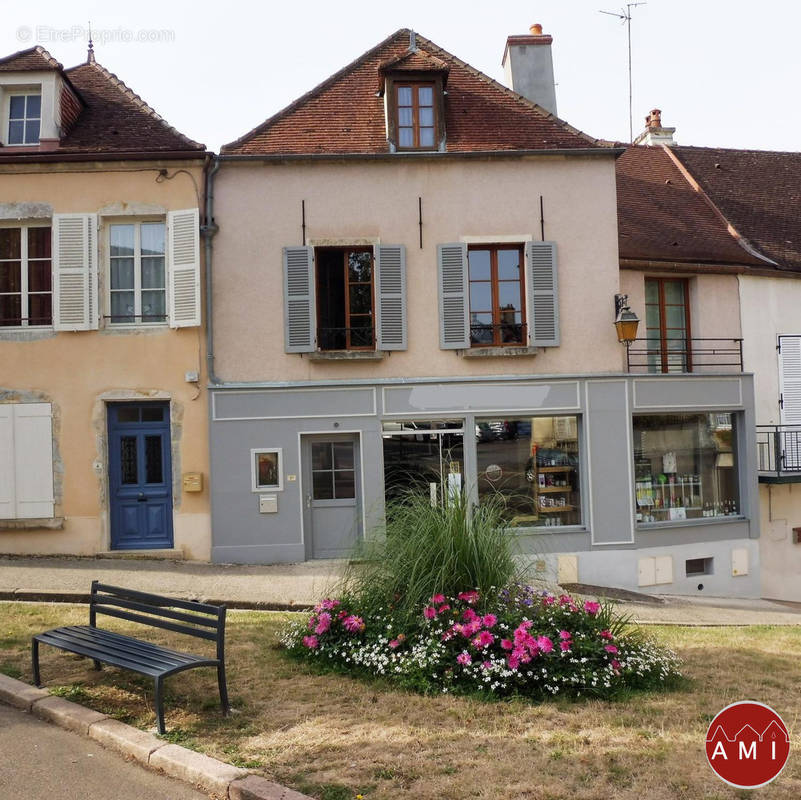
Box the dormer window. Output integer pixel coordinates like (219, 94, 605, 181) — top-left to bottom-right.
(396, 83, 436, 149)
(8, 92, 41, 145)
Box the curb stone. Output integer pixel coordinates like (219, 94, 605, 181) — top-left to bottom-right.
(0, 674, 314, 800)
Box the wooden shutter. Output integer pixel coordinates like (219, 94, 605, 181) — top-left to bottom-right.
(437, 243, 469, 349)
(375, 244, 407, 351)
(0, 405, 15, 518)
(53, 213, 98, 331)
(168, 208, 201, 328)
(526, 241, 560, 347)
(283, 246, 315, 353)
(13, 403, 54, 519)
(779, 336, 801, 425)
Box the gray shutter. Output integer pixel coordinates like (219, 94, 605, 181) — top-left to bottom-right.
(375, 244, 406, 351)
(283, 246, 315, 353)
(167, 208, 201, 328)
(53, 213, 98, 331)
(437, 243, 469, 349)
(526, 241, 560, 347)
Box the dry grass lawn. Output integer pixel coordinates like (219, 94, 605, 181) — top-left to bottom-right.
(2, 601, 800, 799)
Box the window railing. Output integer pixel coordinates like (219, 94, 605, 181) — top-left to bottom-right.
(626, 337, 744, 373)
(756, 425, 801, 476)
(317, 326, 375, 351)
(469, 322, 527, 347)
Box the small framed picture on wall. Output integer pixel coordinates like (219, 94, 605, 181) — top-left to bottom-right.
(251, 448, 283, 492)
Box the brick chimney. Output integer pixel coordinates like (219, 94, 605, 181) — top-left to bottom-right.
(502, 23, 558, 116)
(633, 108, 677, 146)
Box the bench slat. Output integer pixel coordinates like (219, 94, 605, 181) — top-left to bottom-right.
(94, 606, 219, 641)
(93, 582, 223, 616)
(93, 595, 220, 630)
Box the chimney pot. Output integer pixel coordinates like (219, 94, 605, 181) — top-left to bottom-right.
(530, 23, 543, 35)
(634, 108, 676, 146)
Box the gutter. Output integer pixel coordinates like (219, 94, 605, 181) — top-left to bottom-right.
(201, 155, 221, 384)
(0, 149, 207, 165)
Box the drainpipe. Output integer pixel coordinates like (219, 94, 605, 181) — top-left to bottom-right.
(201, 155, 221, 384)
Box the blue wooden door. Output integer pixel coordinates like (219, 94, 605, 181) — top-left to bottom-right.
(108, 402, 173, 550)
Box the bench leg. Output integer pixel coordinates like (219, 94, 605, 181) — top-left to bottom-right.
(31, 639, 41, 687)
(217, 663, 230, 716)
(154, 677, 166, 735)
(92, 659, 102, 671)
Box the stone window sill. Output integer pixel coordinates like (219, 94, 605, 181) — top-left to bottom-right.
(307, 351, 386, 361)
(0, 517, 64, 531)
(460, 346, 539, 358)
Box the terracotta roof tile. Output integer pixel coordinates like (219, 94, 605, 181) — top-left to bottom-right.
(0, 46, 62, 72)
(223, 29, 608, 155)
(616, 146, 765, 267)
(671, 146, 801, 271)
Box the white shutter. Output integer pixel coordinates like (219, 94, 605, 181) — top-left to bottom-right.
(13, 403, 54, 519)
(0, 405, 15, 518)
(53, 214, 98, 331)
(526, 241, 560, 347)
(437, 243, 469, 349)
(375, 244, 407, 351)
(283, 246, 316, 353)
(167, 208, 201, 328)
(779, 336, 801, 425)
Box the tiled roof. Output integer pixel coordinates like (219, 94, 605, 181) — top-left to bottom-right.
(671, 146, 801, 271)
(59, 61, 204, 154)
(223, 28, 609, 155)
(616, 146, 766, 267)
(0, 46, 62, 72)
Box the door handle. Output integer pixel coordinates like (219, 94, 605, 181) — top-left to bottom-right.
(137, 493, 147, 502)
(306, 494, 312, 508)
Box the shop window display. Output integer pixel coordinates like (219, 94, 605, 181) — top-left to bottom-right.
(633, 413, 739, 523)
(476, 416, 581, 527)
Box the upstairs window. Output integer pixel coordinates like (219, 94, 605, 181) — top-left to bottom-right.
(395, 83, 436, 149)
(0, 225, 52, 327)
(316, 247, 375, 351)
(645, 277, 691, 373)
(8, 93, 41, 145)
(109, 221, 167, 325)
(467, 244, 526, 346)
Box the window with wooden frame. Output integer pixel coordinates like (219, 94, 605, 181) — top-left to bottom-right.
(0, 224, 52, 327)
(315, 247, 375, 351)
(395, 82, 437, 150)
(467, 245, 526, 347)
(7, 92, 41, 145)
(644, 277, 691, 373)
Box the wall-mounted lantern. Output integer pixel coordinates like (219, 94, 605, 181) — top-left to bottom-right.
(614, 293, 640, 345)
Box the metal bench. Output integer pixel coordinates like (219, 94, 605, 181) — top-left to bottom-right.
(32, 581, 230, 734)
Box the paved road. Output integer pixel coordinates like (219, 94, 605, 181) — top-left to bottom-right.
(0, 704, 210, 800)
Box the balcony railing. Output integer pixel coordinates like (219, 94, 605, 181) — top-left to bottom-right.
(626, 337, 744, 373)
(757, 425, 801, 479)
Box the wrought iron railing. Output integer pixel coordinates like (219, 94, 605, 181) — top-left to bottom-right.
(626, 337, 744, 373)
(756, 425, 801, 475)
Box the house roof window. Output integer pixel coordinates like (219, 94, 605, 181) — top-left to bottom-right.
(396, 82, 436, 149)
(8, 92, 41, 145)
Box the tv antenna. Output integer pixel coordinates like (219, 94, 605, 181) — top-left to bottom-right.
(600, 3, 646, 142)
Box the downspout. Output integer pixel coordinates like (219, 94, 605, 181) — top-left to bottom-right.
(201, 155, 221, 384)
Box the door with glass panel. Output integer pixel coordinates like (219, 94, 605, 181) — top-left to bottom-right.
(302, 434, 362, 559)
(108, 402, 173, 550)
(645, 278, 691, 373)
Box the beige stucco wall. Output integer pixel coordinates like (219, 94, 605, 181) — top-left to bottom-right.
(759, 483, 801, 601)
(213, 155, 623, 382)
(0, 162, 211, 560)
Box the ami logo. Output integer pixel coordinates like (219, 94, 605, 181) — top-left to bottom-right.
(705, 701, 790, 789)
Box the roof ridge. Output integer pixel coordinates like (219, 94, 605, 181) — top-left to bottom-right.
(222, 28, 411, 153)
(65, 60, 204, 150)
(413, 32, 608, 149)
(676, 144, 801, 157)
(0, 44, 63, 71)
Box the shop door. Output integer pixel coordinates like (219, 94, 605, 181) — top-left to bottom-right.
(108, 402, 174, 550)
(302, 434, 362, 559)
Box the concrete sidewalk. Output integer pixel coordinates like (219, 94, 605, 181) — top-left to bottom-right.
(2, 554, 801, 625)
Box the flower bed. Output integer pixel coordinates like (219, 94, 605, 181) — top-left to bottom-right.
(281, 586, 681, 699)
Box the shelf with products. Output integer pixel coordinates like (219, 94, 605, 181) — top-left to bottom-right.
(531, 454, 577, 526)
(635, 473, 739, 523)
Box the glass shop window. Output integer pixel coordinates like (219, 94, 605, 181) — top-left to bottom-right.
(476, 415, 581, 528)
(633, 412, 740, 523)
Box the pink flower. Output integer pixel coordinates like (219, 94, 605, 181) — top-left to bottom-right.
(462, 608, 478, 622)
(519, 620, 533, 631)
(500, 638, 513, 650)
(558, 630, 572, 640)
(388, 639, 400, 649)
(482, 660, 492, 670)
(423, 606, 437, 619)
(467, 619, 483, 635)
(542, 595, 555, 606)
(307, 617, 317, 630)
(611, 659, 621, 671)
(314, 612, 332, 635)
(431, 593, 446, 604)
(559, 595, 572, 606)
(342, 615, 365, 633)
(584, 601, 601, 616)
(451, 623, 464, 636)
(458, 590, 480, 604)
(559, 640, 571, 652)
(337, 610, 347, 620)
(507, 654, 520, 670)
(482, 614, 498, 629)
(456, 651, 472, 666)
(438, 604, 451, 614)
(604, 644, 618, 654)
(473, 630, 495, 648)
(302, 635, 318, 649)
(320, 598, 340, 610)
(537, 636, 553, 654)
(600, 629, 614, 640)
